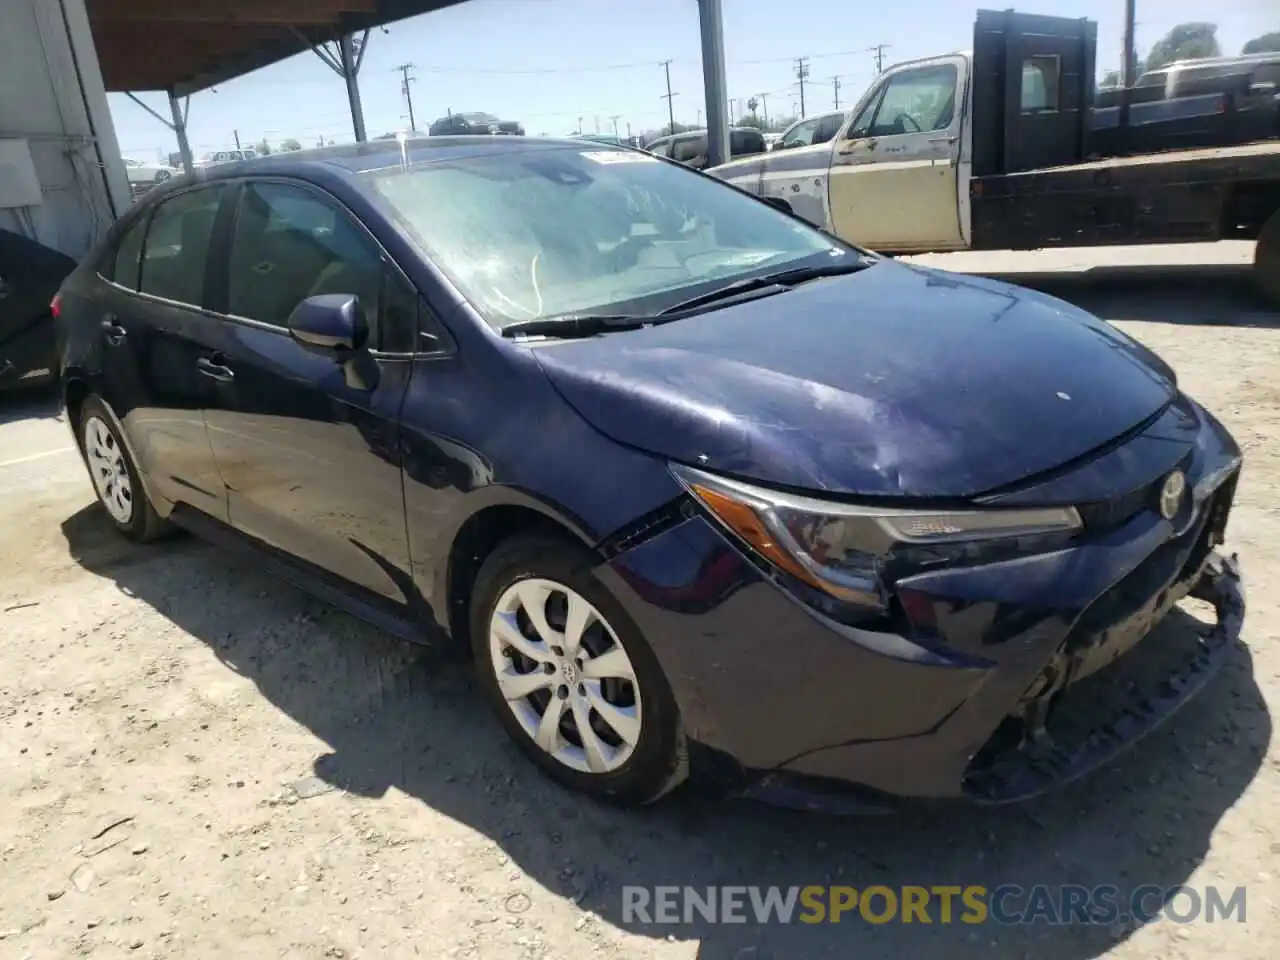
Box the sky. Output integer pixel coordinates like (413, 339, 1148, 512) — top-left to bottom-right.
(107, 0, 1276, 162)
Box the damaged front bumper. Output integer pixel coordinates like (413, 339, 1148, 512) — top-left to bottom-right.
(961, 551, 1244, 804)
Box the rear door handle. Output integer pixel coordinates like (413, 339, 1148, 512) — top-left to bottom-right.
(196, 356, 234, 383)
(101, 316, 127, 345)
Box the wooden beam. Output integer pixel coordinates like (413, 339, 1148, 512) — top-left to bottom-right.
(89, 0, 375, 26)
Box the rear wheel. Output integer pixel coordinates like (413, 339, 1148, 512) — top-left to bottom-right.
(470, 533, 687, 804)
(77, 395, 167, 541)
(1255, 211, 1280, 308)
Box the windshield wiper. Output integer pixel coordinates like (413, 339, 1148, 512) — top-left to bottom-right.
(656, 259, 874, 316)
(500, 314, 649, 339)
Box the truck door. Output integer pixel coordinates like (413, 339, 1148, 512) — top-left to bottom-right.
(826, 56, 966, 252)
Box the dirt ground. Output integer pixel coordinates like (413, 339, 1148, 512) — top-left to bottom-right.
(2, 243, 1279, 960)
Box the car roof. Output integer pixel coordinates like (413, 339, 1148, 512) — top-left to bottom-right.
(169, 136, 632, 183)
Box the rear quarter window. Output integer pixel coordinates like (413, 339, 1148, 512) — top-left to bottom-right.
(108, 216, 148, 290)
(138, 186, 225, 306)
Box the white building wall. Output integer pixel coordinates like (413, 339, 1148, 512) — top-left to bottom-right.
(0, 0, 130, 260)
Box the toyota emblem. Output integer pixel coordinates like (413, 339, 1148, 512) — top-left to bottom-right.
(1158, 470, 1186, 520)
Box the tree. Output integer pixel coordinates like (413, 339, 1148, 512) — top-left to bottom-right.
(256, 138, 272, 156)
(737, 115, 763, 129)
(280, 138, 302, 152)
(1243, 32, 1280, 54)
(1100, 70, 1121, 88)
(1145, 23, 1221, 71)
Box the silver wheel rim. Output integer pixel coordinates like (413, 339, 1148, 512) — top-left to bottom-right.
(488, 578, 642, 775)
(83, 415, 134, 525)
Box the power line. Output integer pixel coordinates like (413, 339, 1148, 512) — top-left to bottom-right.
(795, 56, 809, 118)
(660, 59, 678, 132)
(393, 62, 417, 131)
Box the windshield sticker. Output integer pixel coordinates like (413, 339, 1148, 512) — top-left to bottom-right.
(580, 151, 659, 164)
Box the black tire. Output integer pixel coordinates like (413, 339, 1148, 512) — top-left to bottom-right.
(1256, 212, 1280, 309)
(469, 533, 688, 805)
(76, 395, 169, 542)
(154, 169, 172, 183)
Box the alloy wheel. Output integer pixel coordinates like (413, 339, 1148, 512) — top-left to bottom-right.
(83, 415, 133, 525)
(488, 578, 642, 775)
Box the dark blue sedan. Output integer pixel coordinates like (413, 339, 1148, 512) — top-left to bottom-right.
(54, 136, 1245, 810)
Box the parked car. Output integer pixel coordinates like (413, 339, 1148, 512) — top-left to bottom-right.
(55, 136, 1244, 810)
(1, 229, 75, 392)
(194, 149, 259, 167)
(644, 127, 767, 169)
(428, 112, 524, 136)
(771, 111, 848, 151)
(122, 158, 178, 184)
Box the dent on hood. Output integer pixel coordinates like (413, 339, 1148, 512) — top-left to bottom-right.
(539, 346, 960, 494)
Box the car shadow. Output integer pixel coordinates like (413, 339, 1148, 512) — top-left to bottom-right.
(0, 387, 59, 426)
(982, 263, 1280, 329)
(61, 504, 1271, 960)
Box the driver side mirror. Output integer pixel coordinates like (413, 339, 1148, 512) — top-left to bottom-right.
(287, 294, 368, 356)
(288, 294, 379, 390)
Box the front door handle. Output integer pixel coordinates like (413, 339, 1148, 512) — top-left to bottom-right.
(196, 356, 234, 383)
(927, 135, 958, 145)
(101, 316, 127, 345)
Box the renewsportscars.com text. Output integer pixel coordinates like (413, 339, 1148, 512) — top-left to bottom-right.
(622, 884, 1247, 926)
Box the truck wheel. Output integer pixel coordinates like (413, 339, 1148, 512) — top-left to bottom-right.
(1256, 212, 1280, 308)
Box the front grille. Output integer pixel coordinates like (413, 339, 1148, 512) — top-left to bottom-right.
(1076, 481, 1157, 531)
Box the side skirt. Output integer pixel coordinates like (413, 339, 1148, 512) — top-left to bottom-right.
(169, 504, 442, 648)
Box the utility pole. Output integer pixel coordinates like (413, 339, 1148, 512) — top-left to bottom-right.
(868, 43, 890, 74)
(795, 56, 809, 118)
(1119, 0, 1137, 132)
(660, 59, 678, 134)
(234, 129, 241, 149)
(626, 121, 632, 142)
(610, 115, 621, 138)
(833, 76, 841, 109)
(758, 92, 769, 129)
(393, 62, 417, 131)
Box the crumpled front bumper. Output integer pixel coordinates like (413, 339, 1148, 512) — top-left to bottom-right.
(959, 551, 1244, 803)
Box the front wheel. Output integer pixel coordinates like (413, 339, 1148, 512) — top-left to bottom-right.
(470, 533, 687, 804)
(77, 395, 168, 541)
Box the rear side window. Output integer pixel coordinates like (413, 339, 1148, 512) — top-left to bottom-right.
(816, 114, 845, 143)
(672, 137, 705, 163)
(109, 216, 147, 289)
(226, 181, 384, 343)
(730, 130, 765, 155)
(139, 185, 225, 306)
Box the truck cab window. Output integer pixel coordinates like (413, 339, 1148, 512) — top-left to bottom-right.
(1021, 56, 1061, 112)
(780, 118, 820, 149)
(863, 64, 959, 137)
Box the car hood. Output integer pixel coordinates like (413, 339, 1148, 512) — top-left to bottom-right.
(532, 261, 1177, 498)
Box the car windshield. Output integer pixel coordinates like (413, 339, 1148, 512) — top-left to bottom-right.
(361, 146, 848, 327)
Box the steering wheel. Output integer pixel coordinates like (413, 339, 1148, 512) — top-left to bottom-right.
(895, 113, 922, 134)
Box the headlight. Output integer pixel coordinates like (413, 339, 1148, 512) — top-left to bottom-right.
(671, 464, 1081, 607)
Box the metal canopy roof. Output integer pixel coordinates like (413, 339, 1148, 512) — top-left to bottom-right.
(87, 0, 464, 97)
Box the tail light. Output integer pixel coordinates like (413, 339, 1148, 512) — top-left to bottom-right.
(50, 293, 62, 319)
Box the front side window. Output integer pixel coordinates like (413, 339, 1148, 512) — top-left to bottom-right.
(226, 182, 384, 343)
(860, 64, 958, 137)
(138, 185, 225, 305)
(363, 146, 844, 328)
